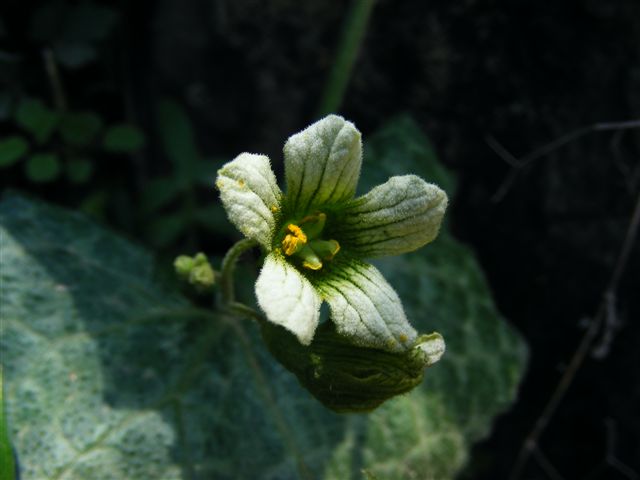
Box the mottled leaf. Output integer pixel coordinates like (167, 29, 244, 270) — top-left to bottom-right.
(1, 116, 526, 480)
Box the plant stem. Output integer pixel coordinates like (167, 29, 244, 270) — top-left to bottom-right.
(316, 0, 376, 117)
(219, 238, 258, 305)
(43, 48, 67, 112)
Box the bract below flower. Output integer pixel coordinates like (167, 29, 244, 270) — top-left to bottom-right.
(216, 115, 447, 352)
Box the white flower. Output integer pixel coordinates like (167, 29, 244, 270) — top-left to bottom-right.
(216, 115, 447, 352)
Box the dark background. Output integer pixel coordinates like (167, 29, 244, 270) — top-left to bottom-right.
(1, 1, 639, 479)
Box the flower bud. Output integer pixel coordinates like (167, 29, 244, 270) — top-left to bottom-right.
(174, 252, 215, 292)
(174, 255, 195, 279)
(260, 320, 444, 413)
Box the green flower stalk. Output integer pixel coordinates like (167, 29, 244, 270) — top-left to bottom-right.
(216, 115, 448, 353)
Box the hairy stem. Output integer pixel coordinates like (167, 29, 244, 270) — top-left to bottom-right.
(218, 238, 258, 306)
(43, 48, 67, 112)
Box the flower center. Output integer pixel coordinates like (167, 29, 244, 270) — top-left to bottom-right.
(280, 213, 340, 271)
(282, 224, 307, 256)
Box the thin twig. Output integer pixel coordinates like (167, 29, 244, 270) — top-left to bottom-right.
(43, 48, 67, 111)
(487, 119, 640, 202)
(532, 445, 566, 480)
(604, 418, 639, 480)
(509, 188, 640, 480)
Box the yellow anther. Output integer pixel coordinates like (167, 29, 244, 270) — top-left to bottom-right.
(399, 334, 408, 343)
(309, 239, 340, 260)
(298, 245, 323, 270)
(237, 179, 245, 188)
(303, 259, 323, 270)
(270, 205, 279, 213)
(300, 212, 326, 224)
(282, 224, 307, 256)
(287, 224, 307, 241)
(298, 212, 327, 238)
(327, 239, 340, 259)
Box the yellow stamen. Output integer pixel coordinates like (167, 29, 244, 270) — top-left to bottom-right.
(309, 239, 341, 260)
(298, 212, 326, 238)
(327, 239, 340, 259)
(282, 224, 307, 256)
(300, 212, 326, 224)
(303, 259, 323, 270)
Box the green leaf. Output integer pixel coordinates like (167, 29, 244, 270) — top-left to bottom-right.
(24, 153, 60, 183)
(65, 157, 94, 184)
(157, 99, 201, 183)
(15, 99, 59, 145)
(59, 112, 103, 147)
(146, 213, 188, 247)
(193, 204, 238, 237)
(1, 116, 526, 480)
(30, 2, 117, 44)
(0, 136, 28, 168)
(0, 92, 12, 120)
(193, 159, 225, 185)
(362, 114, 456, 197)
(1, 368, 16, 480)
(103, 124, 145, 153)
(53, 42, 97, 68)
(139, 177, 185, 214)
(60, 3, 118, 43)
(79, 190, 108, 218)
(28, 1, 68, 42)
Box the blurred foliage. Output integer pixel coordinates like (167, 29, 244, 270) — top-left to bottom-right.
(29, 0, 118, 68)
(0, 1, 272, 255)
(141, 98, 230, 248)
(1, 95, 144, 185)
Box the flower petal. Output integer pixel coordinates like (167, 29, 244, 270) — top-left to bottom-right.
(284, 115, 362, 215)
(339, 175, 447, 258)
(216, 153, 282, 249)
(255, 253, 322, 345)
(315, 259, 417, 352)
(414, 332, 446, 366)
